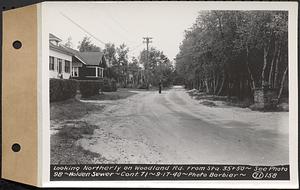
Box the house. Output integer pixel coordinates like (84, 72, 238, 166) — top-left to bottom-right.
(49, 33, 73, 79)
(61, 46, 108, 80)
(49, 33, 108, 80)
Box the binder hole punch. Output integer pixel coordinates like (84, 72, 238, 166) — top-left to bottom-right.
(12, 143, 21, 152)
(13, 40, 22, 49)
(2, 6, 6, 10)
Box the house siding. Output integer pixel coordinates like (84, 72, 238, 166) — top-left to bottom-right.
(49, 49, 72, 79)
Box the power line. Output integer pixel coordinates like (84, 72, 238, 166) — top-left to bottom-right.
(61, 12, 145, 57)
(60, 12, 106, 46)
(102, 9, 139, 45)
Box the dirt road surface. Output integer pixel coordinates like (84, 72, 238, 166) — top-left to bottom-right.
(77, 86, 289, 165)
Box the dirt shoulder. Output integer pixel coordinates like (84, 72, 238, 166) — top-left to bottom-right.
(51, 89, 141, 164)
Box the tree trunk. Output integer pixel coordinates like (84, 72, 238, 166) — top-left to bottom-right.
(205, 80, 209, 93)
(261, 46, 268, 87)
(273, 45, 282, 89)
(246, 46, 256, 91)
(213, 73, 217, 94)
(217, 74, 225, 96)
(277, 66, 288, 101)
(214, 75, 220, 95)
(268, 42, 279, 88)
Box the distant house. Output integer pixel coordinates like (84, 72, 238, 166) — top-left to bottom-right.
(49, 33, 108, 80)
(49, 33, 73, 79)
(62, 46, 108, 80)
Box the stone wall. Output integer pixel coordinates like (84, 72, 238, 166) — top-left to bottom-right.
(251, 87, 277, 110)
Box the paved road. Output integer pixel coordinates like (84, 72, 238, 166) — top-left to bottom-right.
(78, 86, 289, 165)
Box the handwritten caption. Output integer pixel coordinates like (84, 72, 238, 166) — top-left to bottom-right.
(50, 164, 289, 181)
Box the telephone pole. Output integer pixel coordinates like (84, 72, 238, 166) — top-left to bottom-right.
(143, 37, 153, 85)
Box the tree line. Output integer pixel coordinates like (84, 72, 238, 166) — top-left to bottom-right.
(67, 36, 174, 88)
(175, 11, 288, 101)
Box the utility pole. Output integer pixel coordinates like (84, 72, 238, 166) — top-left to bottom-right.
(143, 37, 153, 85)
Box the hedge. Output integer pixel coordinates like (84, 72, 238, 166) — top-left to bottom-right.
(79, 80, 103, 98)
(102, 78, 117, 92)
(50, 79, 78, 102)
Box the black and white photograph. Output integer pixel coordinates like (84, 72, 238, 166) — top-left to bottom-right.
(46, 1, 296, 185)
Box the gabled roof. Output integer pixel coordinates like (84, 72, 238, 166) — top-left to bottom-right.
(61, 46, 107, 67)
(49, 33, 62, 42)
(78, 52, 104, 66)
(48, 33, 107, 67)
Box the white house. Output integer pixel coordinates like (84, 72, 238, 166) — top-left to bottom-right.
(49, 33, 73, 79)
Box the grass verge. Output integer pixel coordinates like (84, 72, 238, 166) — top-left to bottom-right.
(50, 99, 107, 164)
(82, 88, 137, 101)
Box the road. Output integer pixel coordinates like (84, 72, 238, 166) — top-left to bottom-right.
(78, 86, 289, 165)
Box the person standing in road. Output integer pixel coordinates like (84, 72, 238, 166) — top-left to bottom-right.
(159, 80, 162, 94)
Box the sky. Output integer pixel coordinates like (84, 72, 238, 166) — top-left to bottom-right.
(45, 2, 203, 60)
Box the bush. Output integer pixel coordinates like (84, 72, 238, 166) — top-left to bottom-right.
(79, 80, 103, 98)
(102, 78, 117, 92)
(138, 83, 149, 89)
(50, 79, 78, 102)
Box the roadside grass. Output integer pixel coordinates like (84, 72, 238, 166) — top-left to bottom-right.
(50, 98, 103, 121)
(50, 99, 107, 164)
(82, 88, 138, 101)
(187, 89, 253, 108)
(51, 120, 110, 164)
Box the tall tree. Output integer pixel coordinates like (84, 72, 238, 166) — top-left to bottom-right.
(78, 36, 101, 52)
(175, 10, 288, 101)
(64, 36, 73, 48)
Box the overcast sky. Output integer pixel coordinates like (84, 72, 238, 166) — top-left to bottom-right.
(45, 2, 204, 60)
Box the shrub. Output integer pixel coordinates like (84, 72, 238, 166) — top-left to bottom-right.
(79, 80, 103, 98)
(50, 79, 78, 102)
(138, 83, 149, 89)
(102, 78, 117, 92)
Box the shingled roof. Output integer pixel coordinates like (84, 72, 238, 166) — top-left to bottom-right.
(61, 46, 107, 67)
(49, 33, 107, 67)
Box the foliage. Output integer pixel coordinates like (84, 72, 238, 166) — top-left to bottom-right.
(78, 36, 101, 52)
(175, 10, 288, 101)
(79, 80, 103, 98)
(50, 79, 78, 102)
(139, 47, 175, 87)
(64, 36, 73, 48)
(102, 78, 117, 92)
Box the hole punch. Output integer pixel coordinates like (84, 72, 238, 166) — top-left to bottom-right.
(2, 6, 6, 10)
(12, 143, 21, 152)
(13, 40, 22, 49)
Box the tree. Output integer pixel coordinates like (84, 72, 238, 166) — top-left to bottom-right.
(128, 57, 140, 86)
(115, 44, 130, 86)
(139, 47, 174, 87)
(78, 36, 101, 52)
(175, 10, 288, 102)
(64, 36, 73, 48)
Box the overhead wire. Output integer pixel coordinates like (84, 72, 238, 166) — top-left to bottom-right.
(60, 12, 106, 46)
(61, 12, 145, 56)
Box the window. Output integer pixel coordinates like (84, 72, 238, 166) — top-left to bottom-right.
(57, 59, 62, 74)
(65, 60, 70, 73)
(97, 68, 100, 77)
(86, 66, 103, 77)
(72, 67, 79, 77)
(86, 67, 97, 77)
(49, 56, 55, 70)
